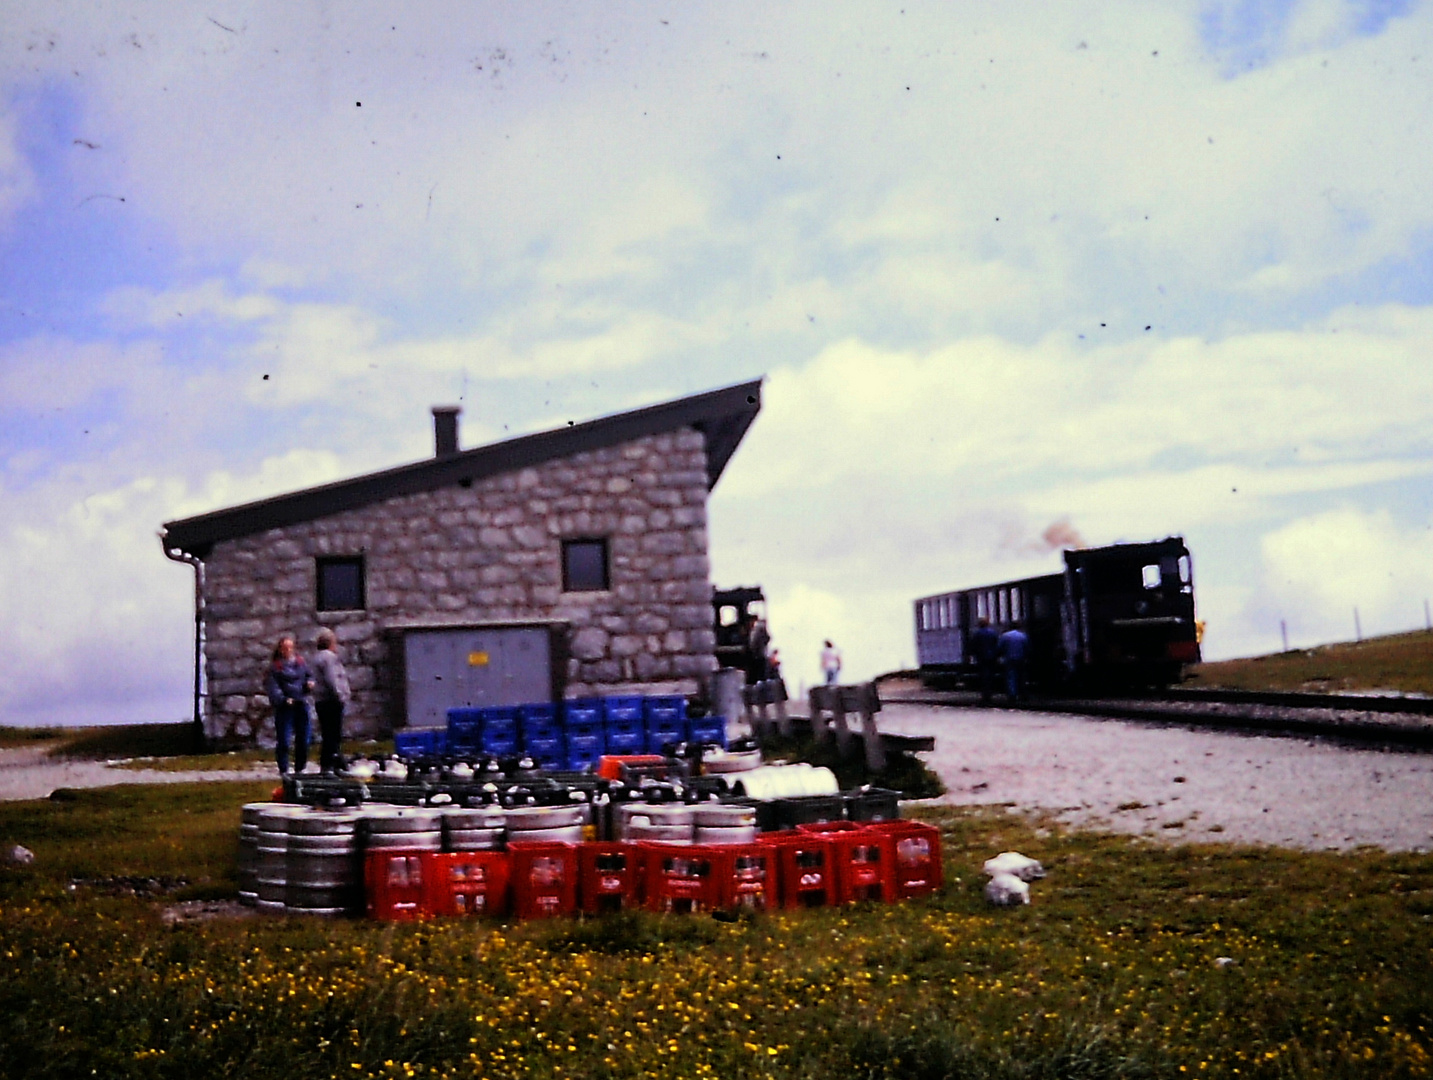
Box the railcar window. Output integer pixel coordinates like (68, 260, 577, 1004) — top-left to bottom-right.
(917, 604, 926, 632)
(1011, 590, 1022, 622)
(976, 593, 988, 621)
(1178, 555, 1191, 585)
(1142, 564, 1161, 589)
(998, 590, 1009, 623)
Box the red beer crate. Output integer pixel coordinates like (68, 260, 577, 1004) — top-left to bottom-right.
(716, 844, 777, 912)
(578, 842, 641, 913)
(797, 822, 893, 904)
(425, 851, 511, 918)
(867, 820, 944, 899)
(758, 832, 836, 908)
(508, 841, 578, 919)
(365, 850, 432, 922)
(640, 842, 724, 913)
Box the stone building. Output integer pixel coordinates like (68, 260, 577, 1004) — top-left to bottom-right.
(160, 380, 762, 742)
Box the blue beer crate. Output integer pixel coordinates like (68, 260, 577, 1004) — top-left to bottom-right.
(446, 707, 482, 754)
(566, 734, 605, 772)
(604, 720, 645, 756)
(395, 729, 446, 758)
(603, 695, 644, 726)
(480, 727, 520, 757)
(687, 715, 728, 749)
(563, 698, 603, 729)
(478, 706, 520, 735)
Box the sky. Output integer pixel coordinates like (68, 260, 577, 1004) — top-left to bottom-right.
(1, 0, 1431, 726)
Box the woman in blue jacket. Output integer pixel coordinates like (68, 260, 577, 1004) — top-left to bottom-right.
(264, 635, 313, 775)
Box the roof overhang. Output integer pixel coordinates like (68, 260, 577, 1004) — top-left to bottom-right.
(161, 378, 762, 559)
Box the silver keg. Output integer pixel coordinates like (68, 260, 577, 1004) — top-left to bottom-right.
(693, 801, 758, 845)
(505, 804, 589, 845)
(362, 807, 444, 851)
(237, 802, 269, 906)
(616, 802, 694, 844)
(255, 804, 311, 913)
(443, 806, 507, 852)
(286, 810, 363, 916)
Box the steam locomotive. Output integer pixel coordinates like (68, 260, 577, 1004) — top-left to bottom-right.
(914, 537, 1201, 691)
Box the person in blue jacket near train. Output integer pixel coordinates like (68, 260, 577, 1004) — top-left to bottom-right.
(264, 635, 313, 775)
(998, 624, 1030, 703)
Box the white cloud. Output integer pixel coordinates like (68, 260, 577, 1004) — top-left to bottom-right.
(1256, 506, 1433, 648)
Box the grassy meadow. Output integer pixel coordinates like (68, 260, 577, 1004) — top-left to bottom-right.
(1, 781, 1429, 1080)
(1186, 629, 1433, 697)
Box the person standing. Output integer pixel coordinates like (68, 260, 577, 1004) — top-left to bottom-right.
(970, 618, 1000, 704)
(998, 624, 1030, 703)
(311, 628, 352, 775)
(820, 639, 842, 685)
(264, 635, 313, 775)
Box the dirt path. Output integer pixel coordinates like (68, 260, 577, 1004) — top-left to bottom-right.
(0, 744, 274, 802)
(887, 702, 1433, 852)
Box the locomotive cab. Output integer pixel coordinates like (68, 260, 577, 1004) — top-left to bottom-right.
(1065, 538, 1200, 688)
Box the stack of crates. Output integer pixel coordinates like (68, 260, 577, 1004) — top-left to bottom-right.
(643, 695, 688, 753)
(520, 703, 564, 770)
(563, 699, 606, 771)
(445, 708, 482, 756)
(478, 707, 521, 757)
(359, 823, 938, 921)
(603, 696, 647, 755)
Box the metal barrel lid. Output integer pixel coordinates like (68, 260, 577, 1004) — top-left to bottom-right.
(288, 811, 363, 836)
(692, 803, 756, 828)
(617, 802, 693, 826)
(695, 824, 759, 844)
(362, 807, 444, 832)
(505, 823, 585, 845)
(443, 807, 507, 830)
(505, 804, 588, 830)
(363, 830, 443, 850)
(445, 828, 504, 851)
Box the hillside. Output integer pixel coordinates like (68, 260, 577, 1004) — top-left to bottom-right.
(1185, 628, 1433, 697)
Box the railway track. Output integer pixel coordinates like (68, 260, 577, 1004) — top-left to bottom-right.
(876, 678, 1433, 749)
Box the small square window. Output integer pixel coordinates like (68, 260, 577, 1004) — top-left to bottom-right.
(317, 556, 365, 611)
(562, 538, 609, 592)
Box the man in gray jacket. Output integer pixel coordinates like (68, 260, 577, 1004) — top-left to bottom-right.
(312, 628, 352, 774)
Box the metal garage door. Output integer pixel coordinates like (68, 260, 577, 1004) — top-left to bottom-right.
(403, 625, 556, 729)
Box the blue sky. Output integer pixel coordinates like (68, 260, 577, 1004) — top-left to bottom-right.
(1, 1, 1431, 725)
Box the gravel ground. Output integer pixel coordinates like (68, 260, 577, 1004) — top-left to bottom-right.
(0, 744, 274, 802)
(886, 702, 1433, 852)
(6, 708, 1432, 853)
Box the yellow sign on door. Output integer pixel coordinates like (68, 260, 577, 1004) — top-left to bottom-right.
(468, 651, 490, 667)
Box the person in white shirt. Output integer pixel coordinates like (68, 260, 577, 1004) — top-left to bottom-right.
(820, 640, 842, 685)
(312, 628, 352, 774)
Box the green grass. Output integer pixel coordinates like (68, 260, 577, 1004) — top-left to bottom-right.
(0, 726, 64, 749)
(1187, 629, 1433, 696)
(1, 783, 1429, 1079)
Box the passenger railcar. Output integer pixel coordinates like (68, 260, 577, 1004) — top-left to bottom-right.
(914, 537, 1200, 691)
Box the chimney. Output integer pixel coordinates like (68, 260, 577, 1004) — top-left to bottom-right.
(432, 406, 461, 457)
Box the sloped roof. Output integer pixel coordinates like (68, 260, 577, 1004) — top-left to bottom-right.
(161, 378, 762, 558)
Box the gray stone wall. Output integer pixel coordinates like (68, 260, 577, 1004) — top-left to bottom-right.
(200, 428, 716, 742)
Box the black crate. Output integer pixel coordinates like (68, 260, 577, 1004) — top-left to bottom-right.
(755, 794, 846, 832)
(845, 787, 902, 823)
